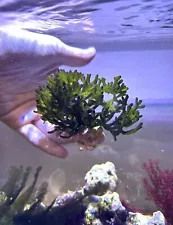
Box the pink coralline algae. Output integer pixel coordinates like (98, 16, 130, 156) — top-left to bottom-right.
(143, 159, 173, 225)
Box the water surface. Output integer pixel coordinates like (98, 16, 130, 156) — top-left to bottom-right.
(0, 0, 173, 49)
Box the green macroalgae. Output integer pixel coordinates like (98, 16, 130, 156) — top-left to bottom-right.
(35, 69, 145, 150)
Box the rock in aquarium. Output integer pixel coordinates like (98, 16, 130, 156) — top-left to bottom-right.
(35, 69, 145, 151)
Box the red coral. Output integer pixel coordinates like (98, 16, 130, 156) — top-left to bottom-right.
(142, 159, 173, 224)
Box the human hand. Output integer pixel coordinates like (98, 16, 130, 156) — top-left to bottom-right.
(0, 26, 104, 158)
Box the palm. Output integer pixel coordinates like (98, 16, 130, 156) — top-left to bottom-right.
(0, 27, 104, 158)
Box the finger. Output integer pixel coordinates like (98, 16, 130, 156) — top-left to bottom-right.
(95, 128, 105, 144)
(34, 119, 79, 144)
(95, 131, 105, 145)
(0, 101, 38, 129)
(17, 124, 68, 158)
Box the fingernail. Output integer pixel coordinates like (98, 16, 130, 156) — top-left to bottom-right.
(87, 47, 96, 56)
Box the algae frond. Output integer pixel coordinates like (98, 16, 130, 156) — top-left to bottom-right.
(35, 69, 145, 141)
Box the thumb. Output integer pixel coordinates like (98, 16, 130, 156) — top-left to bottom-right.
(59, 44, 96, 67)
(0, 26, 96, 67)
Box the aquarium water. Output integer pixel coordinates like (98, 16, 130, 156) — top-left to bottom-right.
(0, 0, 173, 215)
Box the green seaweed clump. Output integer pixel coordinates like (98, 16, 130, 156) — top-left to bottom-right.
(35, 69, 145, 140)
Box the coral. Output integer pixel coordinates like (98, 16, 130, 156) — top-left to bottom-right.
(0, 165, 48, 225)
(0, 161, 166, 225)
(12, 162, 166, 225)
(127, 211, 165, 225)
(35, 69, 145, 150)
(13, 162, 122, 225)
(143, 159, 173, 225)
